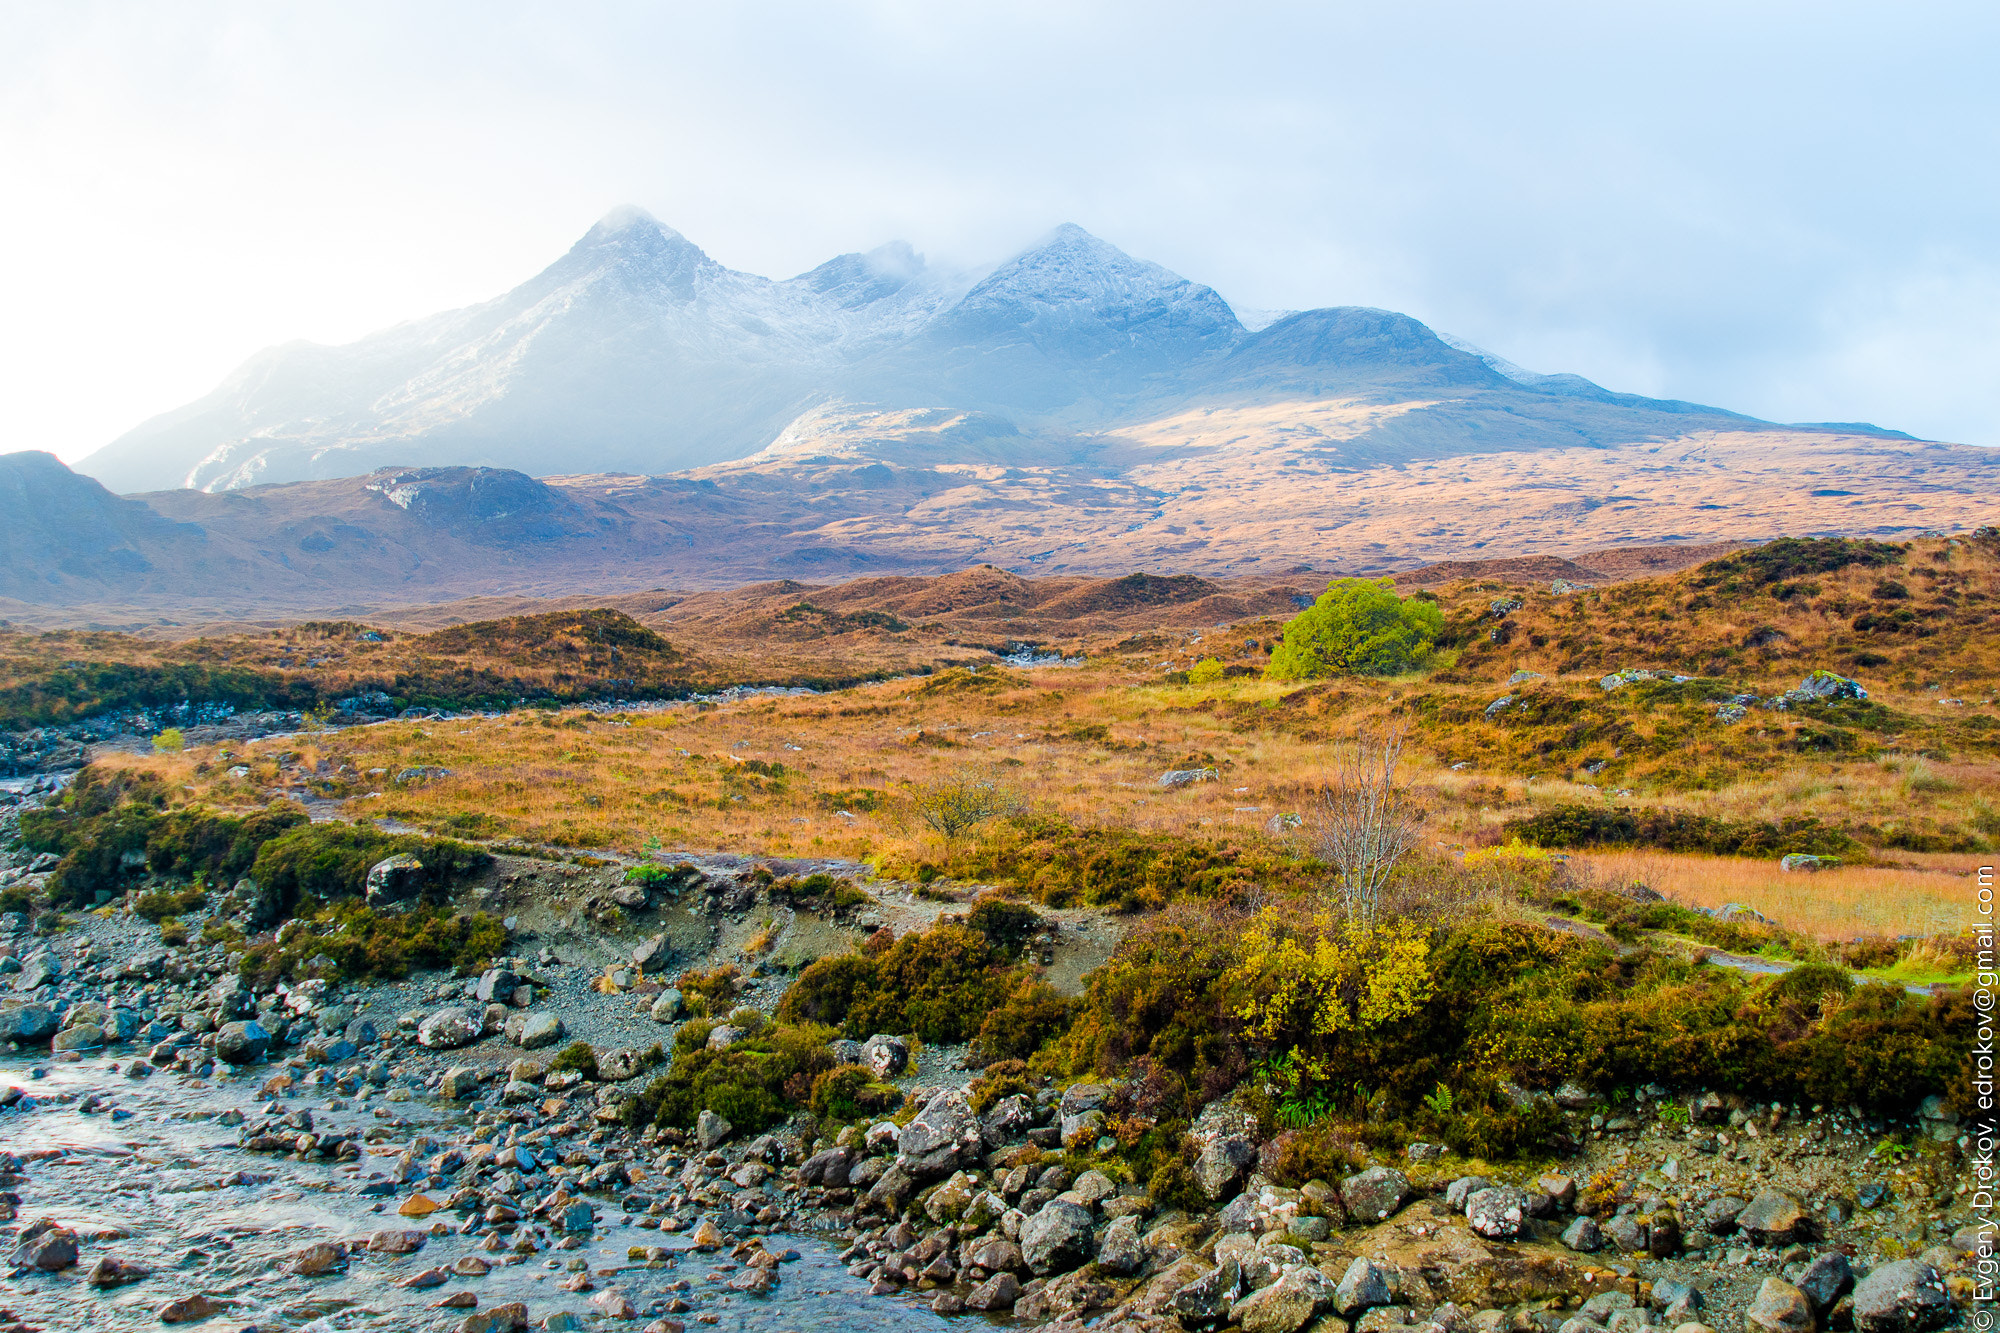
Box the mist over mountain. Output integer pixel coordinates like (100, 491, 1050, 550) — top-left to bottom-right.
(78, 209, 1831, 495)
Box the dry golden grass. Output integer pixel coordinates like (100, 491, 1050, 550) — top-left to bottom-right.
(1568, 848, 1974, 941)
(87, 541, 2000, 945)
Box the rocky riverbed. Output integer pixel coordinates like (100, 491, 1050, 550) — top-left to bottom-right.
(0, 808, 1982, 1333)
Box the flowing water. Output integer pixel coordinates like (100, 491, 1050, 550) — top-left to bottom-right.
(0, 1058, 953, 1332)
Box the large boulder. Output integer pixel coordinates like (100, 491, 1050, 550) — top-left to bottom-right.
(0, 1000, 58, 1043)
(416, 1007, 482, 1050)
(1233, 1267, 1337, 1333)
(1020, 1199, 1095, 1275)
(897, 1088, 982, 1178)
(1341, 1166, 1411, 1223)
(1850, 1261, 1949, 1333)
(1735, 1190, 1807, 1246)
(364, 853, 426, 907)
(1189, 1100, 1260, 1203)
(214, 1020, 271, 1064)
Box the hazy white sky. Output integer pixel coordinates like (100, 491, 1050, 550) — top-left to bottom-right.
(4, 1, 1996, 463)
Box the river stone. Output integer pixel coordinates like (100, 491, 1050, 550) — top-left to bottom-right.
(925, 1171, 978, 1222)
(968, 1237, 1024, 1272)
(214, 1020, 271, 1064)
(897, 1088, 981, 1178)
(1189, 1100, 1260, 1203)
(1604, 1214, 1648, 1253)
(1233, 1266, 1338, 1333)
(1341, 1166, 1410, 1222)
(365, 853, 426, 906)
(51, 1022, 104, 1052)
(439, 1066, 480, 1100)
(14, 1228, 78, 1271)
(87, 1255, 152, 1286)
(504, 1011, 565, 1049)
(1736, 1191, 1807, 1246)
(159, 1294, 226, 1323)
(1582, 1293, 1636, 1322)
(1465, 1186, 1530, 1239)
(965, 1270, 1021, 1310)
(1850, 1261, 1949, 1333)
(693, 1108, 732, 1149)
(1020, 1198, 1095, 1275)
(0, 1000, 58, 1042)
(418, 1007, 482, 1049)
(60, 1000, 108, 1031)
(650, 990, 683, 1022)
(457, 1303, 530, 1333)
(1796, 1252, 1852, 1313)
(1744, 1278, 1813, 1333)
(1445, 1176, 1494, 1211)
(1173, 1258, 1243, 1324)
(798, 1147, 851, 1187)
(367, 1228, 426, 1254)
(1336, 1257, 1393, 1317)
(290, 1242, 347, 1275)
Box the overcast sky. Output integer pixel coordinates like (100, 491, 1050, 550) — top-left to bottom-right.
(5, 1, 1996, 465)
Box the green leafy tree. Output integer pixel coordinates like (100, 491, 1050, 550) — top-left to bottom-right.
(1266, 578, 1443, 679)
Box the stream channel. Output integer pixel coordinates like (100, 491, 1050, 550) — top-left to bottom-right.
(0, 1056, 953, 1332)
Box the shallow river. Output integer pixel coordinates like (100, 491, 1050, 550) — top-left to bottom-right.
(0, 1058, 954, 1332)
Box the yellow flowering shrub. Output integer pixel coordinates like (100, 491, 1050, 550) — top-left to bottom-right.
(1228, 911, 1434, 1083)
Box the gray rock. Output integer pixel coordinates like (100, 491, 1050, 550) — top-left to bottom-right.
(1735, 1191, 1807, 1246)
(696, 1109, 733, 1150)
(631, 934, 668, 969)
(1097, 1213, 1144, 1274)
(1336, 1257, 1392, 1317)
(964, 1270, 1020, 1311)
(0, 1000, 57, 1043)
(416, 1007, 481, 1050)
(214, 1020, 271, 1064)
(1445, 1176, 1494, 1211)
(1849, 1260, 1948, 1333)
(503, 1011, 565, 1050)
(897, 1088, 982, 1178)
(1796, 1252, 1852, 1313)
(1019, 1199, 1095, 1275)
(1233, 1266, 1337, 1333)
(1650, 1278, 1704, 1314)
(1173, 1259, 1243, 1326)
(1562, 1217, 1604, 1252)
(1581, 1292, 1636, 1322)
(16, 952, 59, 992)
(364, 853, 426, 906)
(1340, 1166, 1410, 1223)
(827, 1037, 865, 1064)
(1159, 767, 1218, 788)
(865, 1160, 918, 1214)
(438, 1066, 480, 1100)
(1743, 1278, 1813, 1333)
(649, 990, 683, 1022)
(52, 1023, 104, 1052)
(473, 968, 520, 1005)
(863, 1032, 908, 1077)
(1702, 1196, 1748, 1234)
(1465, 1186, 1530, 1239)
(1189, 1100, 1260, 1202)
(1604, 1214, 1649, 1254)
(706, 1024, 744, 1050)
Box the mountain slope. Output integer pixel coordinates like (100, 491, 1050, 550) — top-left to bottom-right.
(77, 209, 1809, 495)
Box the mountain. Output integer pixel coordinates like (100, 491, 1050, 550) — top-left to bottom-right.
(80, 208, 1809, 495)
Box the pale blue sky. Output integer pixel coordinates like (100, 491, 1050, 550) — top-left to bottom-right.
(4, 1, 1995, 463)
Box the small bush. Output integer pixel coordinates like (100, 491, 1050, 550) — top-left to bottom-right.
(646, 1022, 839, 1135)
(133, 886, 208, 922)
(974, 976, 1076, 1063)
(1187, 657, 1227, 684)
(158, 918, 189, 946)
(151, 727, 186, 754)
(550, 1041, 600, 1079)
(809, 1064, 902, 1123)
(777, 924, 1018, 1045)
(966, 896, 1043, 956)
(676, 964, 741, 1018)
(244, 902, 506, 983)
(1506, 803, 1856, 859)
